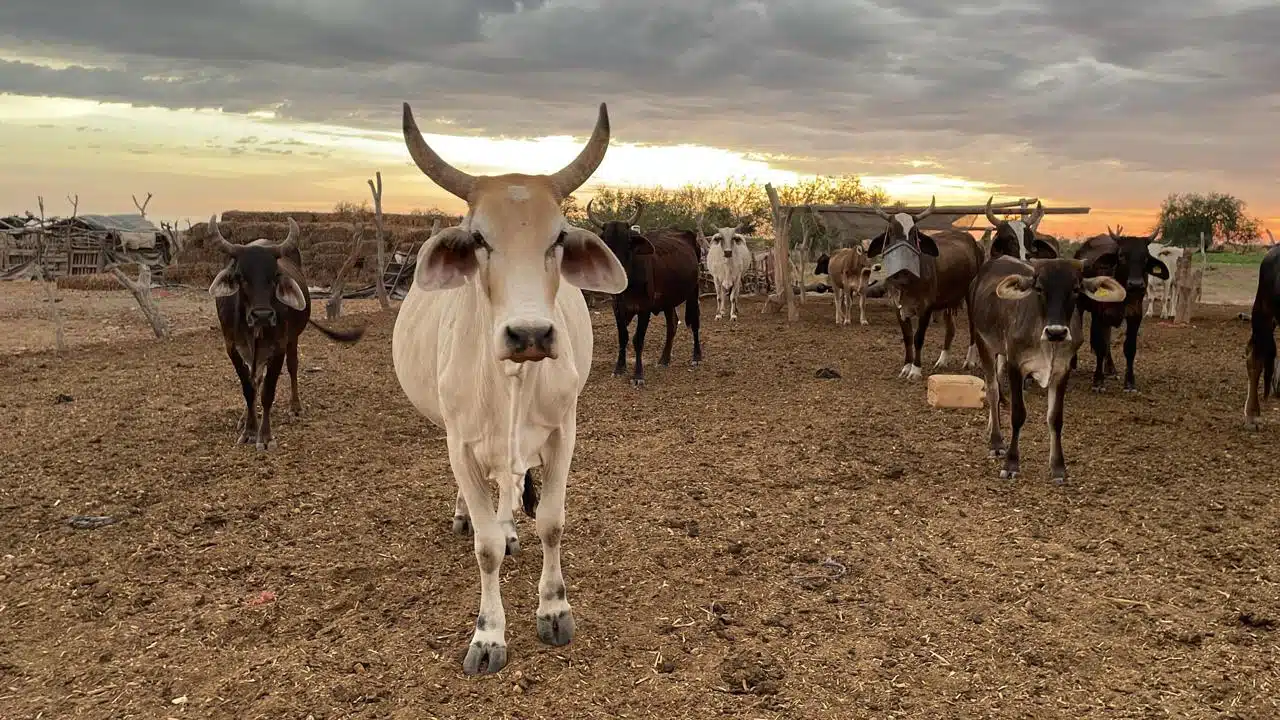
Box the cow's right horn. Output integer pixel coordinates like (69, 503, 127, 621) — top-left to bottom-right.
(273, 217, 299, 257)
(985, 196, 1002, 227)
(210, 215, 243, 257)
(627, 200, 643, 226)
(872, 202, 894, 222)
(548, 103, 611, 198)
(586, 198, 606, 229)
(403, 102, 478, 201)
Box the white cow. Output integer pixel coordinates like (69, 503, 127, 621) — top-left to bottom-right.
(1145, 242, 1185, 318)
(391, 101, 627, 675)
(701, 219, 753, 320)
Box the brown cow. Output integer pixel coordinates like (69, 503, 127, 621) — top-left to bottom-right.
(587, 200, 703, 386)
(814, 247, 874, 326)
(970, 256, 1126, 482)
(1071, 226, 1170, 392)
(1244, 245, 1280, 429)
(866, 197, 986, 379)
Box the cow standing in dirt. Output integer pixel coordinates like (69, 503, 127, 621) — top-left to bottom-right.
(867, 197, 985, 379)
(208, 217, 365, 450)
(970, 256, 1126, 482)
(814, 246, 874, 326)
(701, 219, 753, 320)
(392, 100, 629, 674)
(985, 198, 1058, 261)
(1072, 227, 1171, 392)
(1244, 245, 1280, 429)
(587, 199, 703, 387)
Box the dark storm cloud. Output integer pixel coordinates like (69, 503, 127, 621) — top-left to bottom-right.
(1, 0, 1277, 194)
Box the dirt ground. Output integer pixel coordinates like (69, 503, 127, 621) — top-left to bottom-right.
(1, 285, 1277, 719)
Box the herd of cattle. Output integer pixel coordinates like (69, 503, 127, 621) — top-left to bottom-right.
(198, 100, 1280, 675)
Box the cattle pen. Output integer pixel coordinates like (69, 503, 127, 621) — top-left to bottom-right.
(1, 278, 1276, 718)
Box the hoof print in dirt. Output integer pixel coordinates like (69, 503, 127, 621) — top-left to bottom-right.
(462, 641, 507, 675)
(719, 650, 785, 696)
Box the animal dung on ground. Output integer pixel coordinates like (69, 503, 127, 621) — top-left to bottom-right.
(927, 374, 986, 409)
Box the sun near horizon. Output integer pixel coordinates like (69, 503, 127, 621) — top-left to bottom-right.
(1, 94, 1274, 240)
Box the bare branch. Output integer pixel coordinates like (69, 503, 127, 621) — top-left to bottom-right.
(132, 192, 153, 218)
(366, 171, 390, 310)
(34, 194, 66, 353)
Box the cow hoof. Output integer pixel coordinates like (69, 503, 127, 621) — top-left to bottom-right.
(236, 430, 254, 445)
(1051, 471, 1068, 485)
(502, 522, 520, 556)
(715, 313, 723, 320)
(611, 368, 626, 377)
(690, 359, 701, 367)
(988, 448, 1006, 458)
(631, 378, 645, 388)
(999, 468, 1019, 480)
(452, 514, 472, 537)
(255, 438, 277, 451)
(1245, 418, 1261, 431)
(462, 641, 507, 676)
(1091, 385, 1106, 393)
(290, 403, 302, 417)
(537, 609, 575, 646)
(1123, 385, 1138, 394)
(658, 359, 671, 367)
(730, 315, 738, 321)
(860, 320, 868, 326)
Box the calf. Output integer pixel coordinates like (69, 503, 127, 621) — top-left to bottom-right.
(701, 219, 753, 320)
(985, 198, 1058, 261)
(867, 197, 986, 379)
(208, 218, 365, 450)
(970, 256, 1126, 482)
(393, 100, 628, 674)
(1144, 242, 1185, 318)
(587, 199, 702, 386)
(1244, 246, 1280, 429)
(1072, 227, 1170, 392)
(814, 247, 873, 326)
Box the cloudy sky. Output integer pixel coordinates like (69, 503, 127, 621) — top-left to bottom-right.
(1, 0, 1276, 236)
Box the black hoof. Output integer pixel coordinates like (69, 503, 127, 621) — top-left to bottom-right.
(462, 641, 507, 675)
(536, 610, 575, 646)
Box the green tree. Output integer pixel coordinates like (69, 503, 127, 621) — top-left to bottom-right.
(1157, 192, 1262, 248)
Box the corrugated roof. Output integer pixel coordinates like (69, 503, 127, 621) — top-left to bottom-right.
(77, 214, 159, 233)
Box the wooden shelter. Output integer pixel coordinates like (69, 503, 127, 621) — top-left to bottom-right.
(0, 213, 170, 280)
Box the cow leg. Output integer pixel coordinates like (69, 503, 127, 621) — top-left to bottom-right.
(612, 310, 630, 377)
(1089, 312, 1109, 391)
(658, 308, 677, 366)
(447, 437, 509, 675)
(685, 296, 703, 366)
(226, 344, 257, 445)
(983, 347, 1005, 459)
(897, 312, 917, 379)
(833, 286, 843, 325)
(933, 312, 955, 369)
(714, 284, 725, 320)
(1122, 315, 1142, 392)
(286, 337, 302, 416)
(497, 472, 522, 556)
(1047, 373, 1069, 483)
(255, 352, 286, 451)
(631, 311, 652, 387)
(1245, 336, 1267, 430)
(857, 284, 868, 326)
(533, 416, 577, 648)
(906, 309, 932, 381)
(730, 281, 741, 321)
(1002, 360, 1025, 480)
(452, 489, 472, 537)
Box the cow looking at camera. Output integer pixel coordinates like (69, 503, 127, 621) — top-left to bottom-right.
(700, 218, 753, 320)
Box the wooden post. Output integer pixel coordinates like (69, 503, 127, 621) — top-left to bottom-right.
(367, 171, 390, 310)
(796, 210, 811, 305)
(1172, 251, 1201, 324)
(763, 183, 797, 321)
(325, 224, 365, 320)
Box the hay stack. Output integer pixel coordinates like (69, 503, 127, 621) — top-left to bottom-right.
(56, 273, 125, 291)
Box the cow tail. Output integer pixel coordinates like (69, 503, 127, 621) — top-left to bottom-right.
(307, 318, 365, 344)
(521, 469, 539, 517)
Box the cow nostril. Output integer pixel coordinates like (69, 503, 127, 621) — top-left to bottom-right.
(535, 325, 555, 349)
(505, 326, 526, 349)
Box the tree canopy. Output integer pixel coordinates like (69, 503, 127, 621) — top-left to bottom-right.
(1156, 192, 1262, 248)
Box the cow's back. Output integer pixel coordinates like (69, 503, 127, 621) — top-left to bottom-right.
(930, 229, 984, 310)
(645, 228, 701, 305)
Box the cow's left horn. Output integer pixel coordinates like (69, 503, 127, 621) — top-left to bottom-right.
(1147, 224, 1161, 242)
(548, 103, 610, 198)
(913, 195, 936, 223)
(627, 199, 643, 226)
(872, 202, 893, 222)
(209, 215, 243, 257)
(985, 196, 1002, 227)
(1026, 200, 1046, 230)
(403, 102, 478, 201)
(273, 217, 299, 256)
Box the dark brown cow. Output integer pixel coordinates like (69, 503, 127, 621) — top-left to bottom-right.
(1244, 245, 1280, 429)
(209, 217, 365, 449)
(970, 256, 1126, 482)
(1071, 226, 1170, 392)
(587, 200, 702, 386)
(866, 197, 986, 379)
(985, 197, 1058, 261)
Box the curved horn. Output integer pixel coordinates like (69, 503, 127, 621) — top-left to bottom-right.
(402, 102, 478, 201)
(585, 198, 605, 229)
(1147, 224, 1161, 242)
(913, 195, 936, 223)
(872, 202, 893, 222)
(272, 217, 299, 257)
(1107, 225, 1122, 240)
(985, 196, 1002, 227)
(627, 199, 643, 226)
(209, 215, 243, 257)
(1026, 200, 1045, 230)
(548, 102, 611, 198)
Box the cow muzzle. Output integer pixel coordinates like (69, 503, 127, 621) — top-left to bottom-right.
(1126, 278, 1146, 292)
(500, 321, 557, 362)
(723, 249, 733, 258)
(1042, 324, 1070, 343)
(247, 308, 277, 327)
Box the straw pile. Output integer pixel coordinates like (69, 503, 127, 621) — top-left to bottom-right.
(56, 273, 125, 291)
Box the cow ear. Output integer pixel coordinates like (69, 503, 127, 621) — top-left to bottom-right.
(915, 231, 940, 256)
(415, 227, 478, 292)
(994, 274, 1035, 300)
(1032, 240, 1059, 258)
(867, 231, 888, 257)
(561, 227, 628, 293)
(208, 267, 239, 298)
(1082, 276, 1127, 303)
(1146, 255, 1171, 280)
(275, 274, 307, 311)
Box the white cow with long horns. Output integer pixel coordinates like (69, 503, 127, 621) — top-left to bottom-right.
(391, 100, 627, 675)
